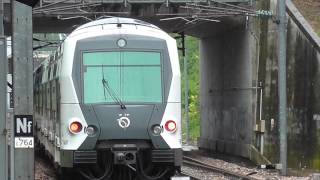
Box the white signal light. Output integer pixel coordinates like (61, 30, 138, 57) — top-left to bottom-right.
(85, 126, 96, 136)
(117, 38, 126, 48)
(165, 120, 177, 133)
(152, 125, 162, 136)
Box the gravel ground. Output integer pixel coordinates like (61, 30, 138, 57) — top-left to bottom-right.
(185, 151, 311, 180)
(35, 157, 57, 180)
(182, 165, 229, 180)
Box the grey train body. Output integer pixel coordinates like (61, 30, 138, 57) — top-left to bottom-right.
(34, 18, 182, 179)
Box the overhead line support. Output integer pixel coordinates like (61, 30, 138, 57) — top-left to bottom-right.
(0, 0, 8, 178)
(277, 0, 287, 175)
(11, 1, 34, 179)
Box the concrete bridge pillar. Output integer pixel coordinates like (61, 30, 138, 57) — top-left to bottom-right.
(199, 27, 255, 158)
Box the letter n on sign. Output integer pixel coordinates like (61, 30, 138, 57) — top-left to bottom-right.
(14, 115, 33, 137)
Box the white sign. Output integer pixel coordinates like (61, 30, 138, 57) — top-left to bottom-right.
(14, 137, 34, 148)
(16, 118, 32, 134)
(14, 115, 33, 137)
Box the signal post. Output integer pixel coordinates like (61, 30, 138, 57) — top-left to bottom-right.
(1, 0, 8, 178)
(11, 0, 36, 179)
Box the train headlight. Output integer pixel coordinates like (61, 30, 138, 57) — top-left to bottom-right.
(117, 38, 126, 48)
(85, 126, 96, 136)
(151, 124, 162, 136)
(69, 121, 83, 134)
(165, 120, 177, 133)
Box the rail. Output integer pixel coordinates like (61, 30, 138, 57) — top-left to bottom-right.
(183, 156, 259, 180)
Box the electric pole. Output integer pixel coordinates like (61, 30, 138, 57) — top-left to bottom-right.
(277, 0, 287, 176)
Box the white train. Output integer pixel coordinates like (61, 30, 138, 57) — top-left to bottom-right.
(34, 17, 182, 179)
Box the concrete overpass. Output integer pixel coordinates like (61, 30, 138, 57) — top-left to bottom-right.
(2, 0, 253, 34)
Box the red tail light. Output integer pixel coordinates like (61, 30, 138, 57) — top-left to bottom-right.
(165, 120, 177, 132)
(69, 121, 83, 134)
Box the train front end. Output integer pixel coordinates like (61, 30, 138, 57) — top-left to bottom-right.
(59, 18, 181, 179)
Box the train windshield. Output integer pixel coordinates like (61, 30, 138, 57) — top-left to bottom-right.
(82, 51, 162, 104)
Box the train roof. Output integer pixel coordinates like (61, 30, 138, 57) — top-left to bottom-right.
(74, 17, 160, 31)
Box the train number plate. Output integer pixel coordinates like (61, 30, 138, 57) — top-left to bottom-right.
(14, 137, 34, 148)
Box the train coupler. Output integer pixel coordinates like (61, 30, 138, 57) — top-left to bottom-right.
(111, 144, 137, 165)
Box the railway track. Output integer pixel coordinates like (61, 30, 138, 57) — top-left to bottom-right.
(183, 156, 259, 180)
(180, 171, 201, 180)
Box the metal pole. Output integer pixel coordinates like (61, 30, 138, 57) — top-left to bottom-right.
(0, 0, 8, 178)
(0, 37, 8, 180)
(259, 84, 264, 155)
(12, 1, 34, 180)
(0, 0, 3, 35)
(184, 40, 190, 145)
(277, 0, 287, 175)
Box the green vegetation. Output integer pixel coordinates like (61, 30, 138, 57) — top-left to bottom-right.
(179, 36, 200, 143)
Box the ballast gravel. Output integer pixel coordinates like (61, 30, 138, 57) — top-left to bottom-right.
(183, 151, 311, 180)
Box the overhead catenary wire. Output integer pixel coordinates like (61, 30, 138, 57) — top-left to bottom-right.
(180, 7, 257, 17)
(175, 18, 212, 34)
(158, 11, 253, 18)
(39, 11, 129, 15)
(157, 1, 262, 29)
(33, 3, 129, 20)
(160, 17, 195, 23)
(210, 0, 255, 13)
(158, 13, 252, 20)
(33, 37, 63, 44)
(186, 3, 254, 14)
(57, 15, 93, 21)
(33, 0, 73, 10)
(183, 3, 256, 16)
(34, 2, 97, 12)
(33, 2, 101, 14)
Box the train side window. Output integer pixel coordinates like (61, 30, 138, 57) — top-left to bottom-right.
(42, 85, 45, 115)
(39, 87, 41, 113)
(50, 55, 54, 62)
(48, 66, 52, 81)
(55, 51, 59, 59)
(45, 85, 47, 115)
(56, 82, 60, 122)
(53, 64, 57, 78)
(47, 83, 50, 117)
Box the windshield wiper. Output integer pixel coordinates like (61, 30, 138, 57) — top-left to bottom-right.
(101, 65, 126, 109)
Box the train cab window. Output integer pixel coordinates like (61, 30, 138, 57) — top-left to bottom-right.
(83, 51, 162, 104)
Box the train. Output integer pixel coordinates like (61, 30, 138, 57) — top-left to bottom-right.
(33, 17, 182, 180)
